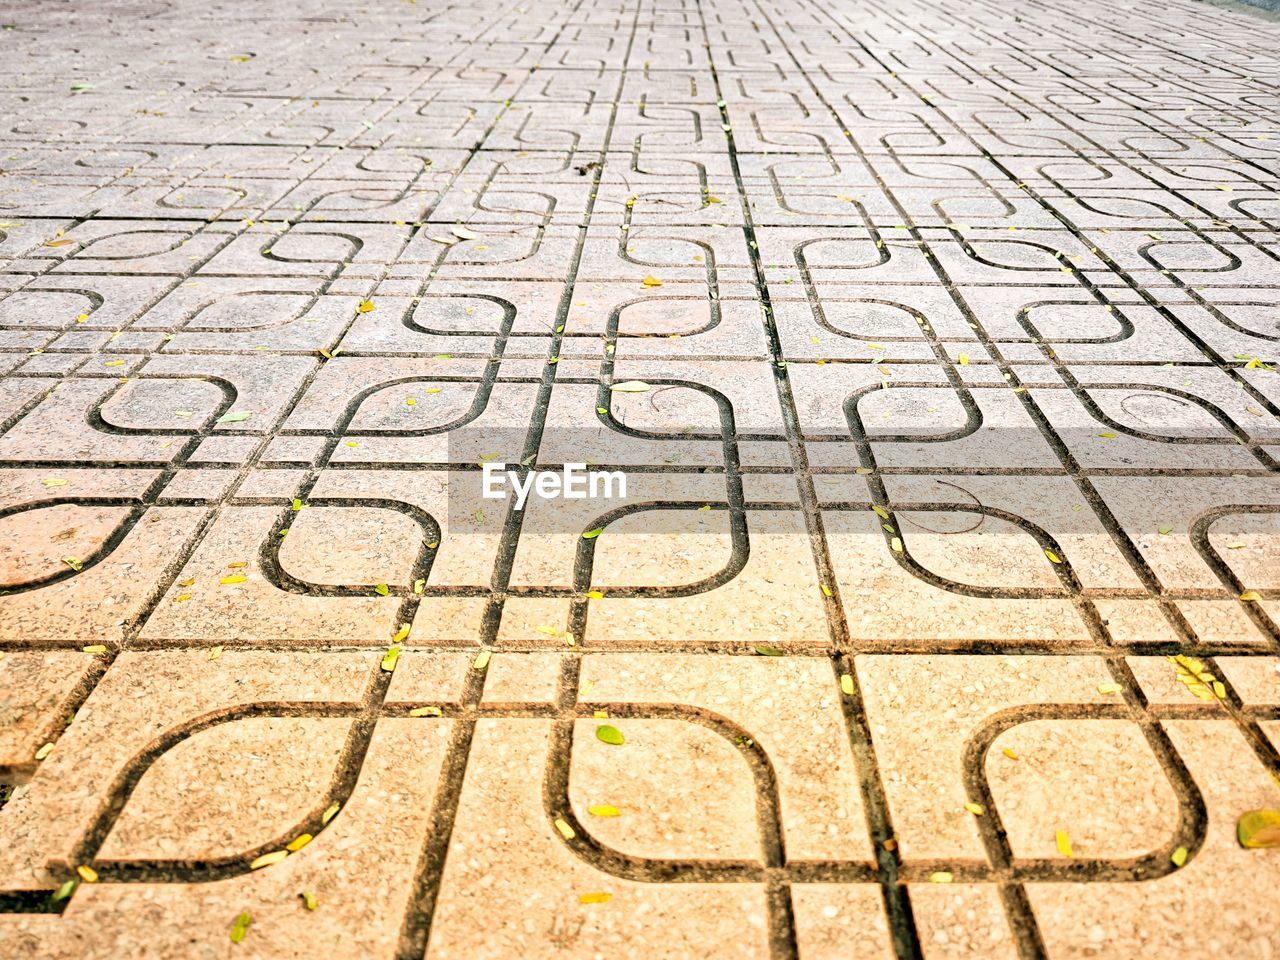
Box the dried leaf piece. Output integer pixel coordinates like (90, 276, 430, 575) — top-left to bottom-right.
(357, 299, 375, 313)
(1097, 683, 1122, 695)
(554, 818, 575, 840)
(928, 871, 953, 883)
(820, 583, 833, 598)
(34, 742, 54, 760)
(609, 380, 650, 392)
(1169, 654, 1226, 700)
(380, 645, 401, 673)
(300, 890, 319, 911)
(588, 804, 620, 817)
(1238, 809, 1280, 848)
(1240, 591, 1262, 602)
(579, 892, 612, 904)
(41, 478, 68, 487)
(208, 645, 223, 661)
(220, 575, 247, 585)
(321, 802, 340, 825)
(964, 802, 984, 816)
(754, 645, 784, 657)
(216, 411, 253, 423)
(840, 673, 854, 696)
(375, 583, 389, 596)
(595, 724, 624, 745)
(1002, 747, 1019, 760)
(473, 648, 492, 671)
(409, 705, 443, 717)
(230, 911, 252, 944)
(640, 275, 663, 287)
(1171, 846, 1188, 867)
(392, 623, 411, 643)
(586, 589, 604, 599)
(51, 879, 77, 901)
(286, 834, 312, 852)
(451, 226, 479, 240)
(1055, 830, 1073, 857)
(61, 556, 83, 572)
(1044, 549, 1062, 564)
(249, 850, 288, 870)
(82, 644, 108, 655)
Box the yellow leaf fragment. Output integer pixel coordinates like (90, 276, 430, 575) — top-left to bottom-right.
(220, 574, 247, 585)
(578, 892, 612, 904)
(1055, 830, 1074, 857)
(1238, 809, 1280, 848)
(473, 648, 492, 671)
(321, 802, 340, 825)
(640, 275, 663, 287)
(1044, 549, 1062, 564)
(554, 818, 575, 840)
(1003, 747, 1019, 760)
(357, 299, 375, 313)
(595, 724, 625, 745)
(286, 834, 312, 852)
(1171, 846, 1188, 867)
(1097, 682, 1122, 695)
(34, 742, 54, 760)
(230, 911, 252, 944)
(249, 850, 288, 870)
(409, 705, 443, 717)
(381, 645, 401, 672)
(300, 890, 319, 911)
(82, 644, 108, 655)
(964, 802, 984, 816)
(208, 645, 223, 661)
(928, 871, 953, 883)
(1240, 591, 1261, 602)
(588, 804, 621, 817)
(840, 673, 854, 696)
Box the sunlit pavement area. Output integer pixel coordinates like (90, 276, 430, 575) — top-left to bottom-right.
(1, 0, 1279, 955)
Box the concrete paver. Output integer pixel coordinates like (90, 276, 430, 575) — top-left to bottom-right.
(0, 0, 1278, 955)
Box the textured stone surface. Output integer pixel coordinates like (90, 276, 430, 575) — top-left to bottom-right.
(0, 0, 1279, 955)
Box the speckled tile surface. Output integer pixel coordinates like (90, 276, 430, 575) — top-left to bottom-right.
(1, 0, 1279, 955)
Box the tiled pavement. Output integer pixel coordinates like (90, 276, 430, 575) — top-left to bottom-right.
(0, 0, 1279, 955)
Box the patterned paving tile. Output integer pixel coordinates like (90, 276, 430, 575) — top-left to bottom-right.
(0, 0, 1278, 955)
